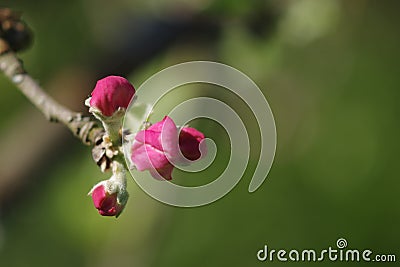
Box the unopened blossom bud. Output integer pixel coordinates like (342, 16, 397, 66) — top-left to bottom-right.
(179, 126, 206, 160)
(91, 182, 124, 217)
(89, 162, 129, 217)
(89, 75, 135, 117)
(86, 75, 135, 142)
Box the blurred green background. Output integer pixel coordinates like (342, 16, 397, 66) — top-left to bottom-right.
(0, 0, 399, 266)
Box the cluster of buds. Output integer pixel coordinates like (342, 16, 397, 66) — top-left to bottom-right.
(86, 76, 134, 217)
(86, 75, 206, 218)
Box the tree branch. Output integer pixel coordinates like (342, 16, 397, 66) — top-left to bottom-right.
(0, 38, 103, 145)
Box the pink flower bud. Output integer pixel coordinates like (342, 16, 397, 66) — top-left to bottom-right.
(91, 183, 124, 217)
(179, 127, 205, 160)
(89, 75, 135, 116)
(130, 116, 206, 180)
(131, 116, 178, 180)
